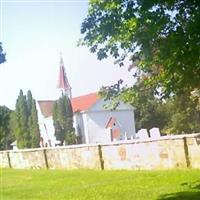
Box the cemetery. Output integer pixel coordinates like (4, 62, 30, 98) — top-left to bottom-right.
(0, 1, 200, 199)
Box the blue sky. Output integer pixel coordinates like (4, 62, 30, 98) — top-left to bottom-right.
(0, 0, 134, 109)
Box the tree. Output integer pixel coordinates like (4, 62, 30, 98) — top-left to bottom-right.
(52, 95, 76, 145)
(100, 78, 200, 135)
(100, 80, 168, 133)
(13, 90, 40, 149)
(0, 42, 6, 64)
(52, 101, 64, 145)
(0, 106, 13, 150)
(15, 90, 30, 148)
(27, 90, 33, 116)
(162, 92, 200, 134)
(121, 82, 168, 132)
(81, 0, 200, 97)
(27, 91, 40, 148)
(29, 101, 40, 148)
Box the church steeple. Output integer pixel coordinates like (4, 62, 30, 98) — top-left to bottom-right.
(57, 55, 72, 99)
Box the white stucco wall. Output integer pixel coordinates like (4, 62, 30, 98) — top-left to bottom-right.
(73, 99, 136, 144)
(36, 102, 55, 147)
(73, 113, 86, 143)
(85, 110, 135, 144)
(38, 117, 56, 147)
(74, 99, 136, 144)
(90, 99, 134, 112)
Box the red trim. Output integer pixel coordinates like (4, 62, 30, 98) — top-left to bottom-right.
(105, 117, 117, 128)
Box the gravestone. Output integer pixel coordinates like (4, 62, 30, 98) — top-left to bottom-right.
(149, 127, 160, 139)
(137, 129, 149, 139)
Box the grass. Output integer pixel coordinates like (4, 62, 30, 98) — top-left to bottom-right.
(1, 168, 200, 200)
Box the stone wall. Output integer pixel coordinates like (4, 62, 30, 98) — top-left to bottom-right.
(0, 133, 200, 170)
(186, 135, 200, 168)
(8, 149, 47, 169)
(101, 136, 188, 170)
(0, 151, 10, 168)
(45, 145, 101, 169)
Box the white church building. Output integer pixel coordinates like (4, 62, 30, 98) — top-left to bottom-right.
(37, 57, 136, 147)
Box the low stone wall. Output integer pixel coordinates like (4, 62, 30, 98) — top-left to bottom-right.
(0, 133, 200, 170)
(45, 145, 101, 169)
(102, 135, 188, 170)
(0, 144, 102, 170)
(186, 135, 200, 168)
(8, 149, 47, 169)
(0, 151, 10, 168)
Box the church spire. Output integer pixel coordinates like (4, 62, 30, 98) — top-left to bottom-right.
(57, 54, 72, 99)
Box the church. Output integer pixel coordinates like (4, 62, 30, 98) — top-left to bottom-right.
(37, 57, 136, 147)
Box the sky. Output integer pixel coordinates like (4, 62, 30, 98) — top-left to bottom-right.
(0, 0, 135, 110)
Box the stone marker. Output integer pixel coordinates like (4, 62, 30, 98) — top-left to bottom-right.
(149, 127, 161, 139)
(137, 129, 149, 139)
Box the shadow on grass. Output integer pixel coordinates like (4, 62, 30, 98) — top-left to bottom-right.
(158, 191, 200, 200)
(158, 181, 200, 200)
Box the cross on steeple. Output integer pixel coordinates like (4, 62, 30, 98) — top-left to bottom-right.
(57, 54, 72, 99)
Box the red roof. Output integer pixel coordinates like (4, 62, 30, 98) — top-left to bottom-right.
(57, 57, 71, 91)
(38, 93, 100, 118)
(71, 93, 100, 112)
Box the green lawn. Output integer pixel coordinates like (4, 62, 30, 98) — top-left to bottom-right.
(1, 168, 200, 200)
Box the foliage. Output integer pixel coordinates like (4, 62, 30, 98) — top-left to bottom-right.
(162, 93, 200, 134)
(100, 80, 200, 134)
(100, 80, 168, 132)
(99, 79, 124, 110)
(12, 90, 40, 149)
(65, 131, 77, 145)
(0, 106, 13, 150)
(53, 95, 76, 145)
(120, 82, 168, 132)
(2, 168, 200, 200)
(30, 107, 40, 147)
(81, 0, 200, 97)
(14, 90, 30, 148)
(191, 88, 200, 111)
(0, 42, 6, 64)
(26, 91, 40, 148)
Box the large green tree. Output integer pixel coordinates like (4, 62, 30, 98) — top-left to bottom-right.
(12, 90, 40, 149)
(121, 82, 168, 132)
(81, 0, 200, 97)
(15, 90, 30, 148)
(100, 80, 200, 134)
(100, 79, 168, 132)
(53, 95, 76, 145)
(162, 92, 200, 134)
(0, 106, 13, 150)
(27, 91, 40, 148)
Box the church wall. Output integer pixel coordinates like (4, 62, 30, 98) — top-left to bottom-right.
(39, 117, 56, 147)
(73, 113, 86, 143)
(90, 99, 134, 112)
(86, 109, 136, 144)
(82, 113, 90, 144)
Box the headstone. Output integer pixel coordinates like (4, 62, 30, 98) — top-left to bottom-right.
(137, 129, 149, 139)
(124, 132, 128, 140)
(149, 127, 161, 139)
